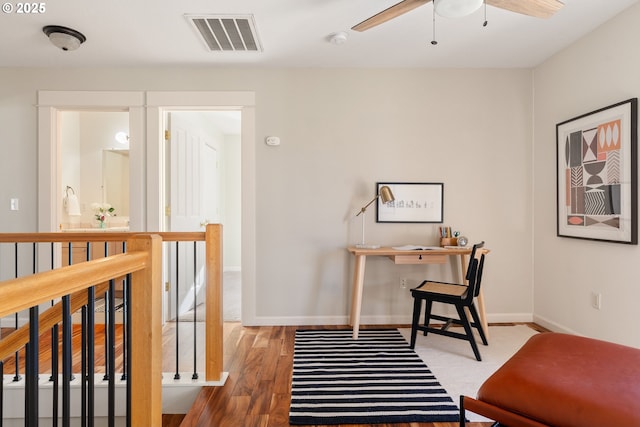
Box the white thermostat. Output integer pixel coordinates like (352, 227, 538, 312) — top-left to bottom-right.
(265, 136, 281, 146)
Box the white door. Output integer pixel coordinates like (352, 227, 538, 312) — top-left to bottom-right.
(167, 112, 220, 319)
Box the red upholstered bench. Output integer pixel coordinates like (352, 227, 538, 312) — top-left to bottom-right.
(460, 332, 640, 427)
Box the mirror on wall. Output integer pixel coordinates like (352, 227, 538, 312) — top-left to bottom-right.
(102, 149, 129, 217)
(60, 110, 130, 230)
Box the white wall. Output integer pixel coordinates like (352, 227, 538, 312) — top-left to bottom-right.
(533, 3, 640, 347)
(0, 67, 533, 326)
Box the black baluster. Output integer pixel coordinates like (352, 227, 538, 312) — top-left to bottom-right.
(87, 285, 95, 427)
(192, 241, 198, 380)
(125, 273, 132, 427)
(50, 242, 59, 427)
(13, 243, 20, 383)
(108, 279, 116, 427)
(62, 295, 72, 427)
(174, 242, 180, 380)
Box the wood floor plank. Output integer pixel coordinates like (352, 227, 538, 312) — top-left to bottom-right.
(267, 393, 292, 427)
(232, 345, 265, 396)
(253, 327, 272, 348)
(257, 338, 281, 381)
(243, 414, 270, 427)
(247, 379, 275, 416)
(272, 355, 292, 395)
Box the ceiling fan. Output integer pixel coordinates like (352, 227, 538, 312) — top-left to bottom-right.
(352, 0, 564, 32)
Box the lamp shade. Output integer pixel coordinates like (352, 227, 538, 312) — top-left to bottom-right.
(379, 185, 395, 204)
(434, 0, 483, 18)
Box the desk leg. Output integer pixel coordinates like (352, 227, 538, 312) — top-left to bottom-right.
(350, 254, 366, 339)
(459, 254, 489, 339)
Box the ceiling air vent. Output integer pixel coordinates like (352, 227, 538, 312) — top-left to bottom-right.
(187, 15, 262, 52)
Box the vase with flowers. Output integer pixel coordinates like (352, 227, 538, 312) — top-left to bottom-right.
(92, 203, 115, 229)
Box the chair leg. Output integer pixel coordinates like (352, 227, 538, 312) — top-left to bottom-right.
(410, 297, 422, 349)
(423, 299, 433, 336)
(468, 303, 488, 345)
(455, 304, 482, 361)
(459, 395, 466, 427)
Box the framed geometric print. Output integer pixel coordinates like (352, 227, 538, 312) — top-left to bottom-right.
(556, 98, 637, 244)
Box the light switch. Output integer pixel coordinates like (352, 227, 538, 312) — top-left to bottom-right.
(10, 198, 19, 211)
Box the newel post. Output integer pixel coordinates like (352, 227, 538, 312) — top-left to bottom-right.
(128, 234, 163, 426)
(205, 223, 223, 381)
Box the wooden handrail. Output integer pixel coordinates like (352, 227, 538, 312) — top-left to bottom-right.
(0, 281, 110, 361)
(0, 252, 147, 319)
(0, 231, 205, 243)
(0, 224, 225, 383)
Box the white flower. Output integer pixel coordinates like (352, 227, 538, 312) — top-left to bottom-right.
(92, 202, 115, 221)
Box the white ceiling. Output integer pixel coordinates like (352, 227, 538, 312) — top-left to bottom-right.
(0, 0, 638, 68)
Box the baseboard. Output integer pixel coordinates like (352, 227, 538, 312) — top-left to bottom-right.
(532, 314, 584, 335)
(246, 312, 536, 327)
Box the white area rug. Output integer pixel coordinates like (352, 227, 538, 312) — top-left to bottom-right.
(398, 325, 539, 422)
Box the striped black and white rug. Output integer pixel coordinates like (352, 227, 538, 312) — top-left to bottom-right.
(289, 329, 459, 425)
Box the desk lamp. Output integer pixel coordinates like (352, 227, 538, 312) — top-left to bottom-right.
(355, 185, 394, 249)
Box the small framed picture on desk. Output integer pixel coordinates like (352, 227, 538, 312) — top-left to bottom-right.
(376, 182, 444, 223)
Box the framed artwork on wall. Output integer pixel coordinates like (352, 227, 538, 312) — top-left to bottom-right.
(376, 182, 444, 223)
(556, 98, 638, 244)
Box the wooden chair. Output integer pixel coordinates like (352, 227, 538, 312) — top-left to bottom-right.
(409, 241, 487, 361)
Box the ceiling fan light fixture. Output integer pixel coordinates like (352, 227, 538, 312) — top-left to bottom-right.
(43, 25, 86, 51)
(434, 0, 484, 18)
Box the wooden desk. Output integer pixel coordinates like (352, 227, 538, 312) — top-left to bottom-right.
(347, 246, 489, 339)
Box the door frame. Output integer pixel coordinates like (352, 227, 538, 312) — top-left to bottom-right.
(147, 92, 255, 325)
(38, 90, 257, 326)
(37, 91, 146, 233)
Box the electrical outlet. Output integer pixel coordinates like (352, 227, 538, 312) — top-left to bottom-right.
(400, 278, 408, 289)
(591, 292, 602, 310)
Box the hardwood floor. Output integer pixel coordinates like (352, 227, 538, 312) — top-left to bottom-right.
(166, 323, 503, 427)
(2, 320, 540, 426)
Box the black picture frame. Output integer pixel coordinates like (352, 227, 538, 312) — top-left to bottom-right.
(556, 98, 638, 244)
(376, 182, 444, 223)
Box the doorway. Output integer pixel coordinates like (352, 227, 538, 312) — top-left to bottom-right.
(59, 111, 130, 231)
(163, 110, 241, 322)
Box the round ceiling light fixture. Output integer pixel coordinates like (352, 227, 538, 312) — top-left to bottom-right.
(42, 25, 86, 51)
(434, 0, 484, 18)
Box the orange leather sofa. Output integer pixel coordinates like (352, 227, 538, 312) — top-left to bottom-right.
(460, 332, 640, 427)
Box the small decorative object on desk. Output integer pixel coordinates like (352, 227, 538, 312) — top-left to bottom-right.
(92, 202, 115, 229)
(440, 237, 457, 246)
(439, 226, 459, 247)
(457, 235, 468, 247)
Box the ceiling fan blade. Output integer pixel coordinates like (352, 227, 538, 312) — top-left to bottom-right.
(486, 0, 564, 19)
(352, 0, 432, 32)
